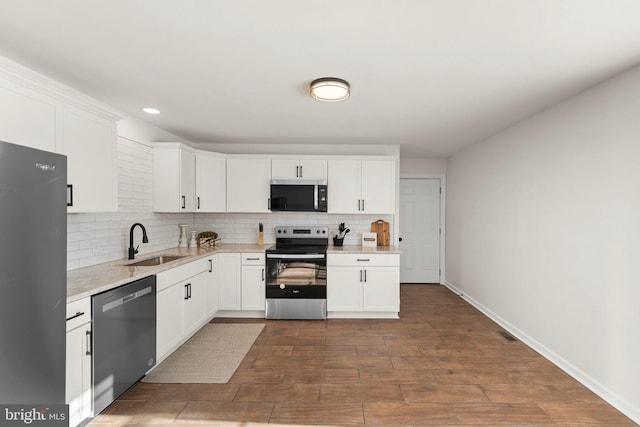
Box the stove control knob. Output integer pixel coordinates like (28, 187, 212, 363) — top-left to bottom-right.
(322, 229, 326, 234)
(277, 230, 281, 234)
(279, 283, 285, 289)
(283, 229, 287, 234)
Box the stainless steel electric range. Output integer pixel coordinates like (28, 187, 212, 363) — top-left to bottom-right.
(265, 226, 328, 320)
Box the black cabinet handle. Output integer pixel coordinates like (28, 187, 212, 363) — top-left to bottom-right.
(197, 196, 200, 209)
(181, 195, 186, 209)
(66, 311, 84, 321)
(262, 268, 265, 282)
(299, 165, 303, 178)
(209, 259, 213, 272)
(296, 165, 299, 178)
(399, 237, 403, 242)
(67, 184, 73, 207)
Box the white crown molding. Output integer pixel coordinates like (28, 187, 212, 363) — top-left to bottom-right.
(0, 55, 121, 122)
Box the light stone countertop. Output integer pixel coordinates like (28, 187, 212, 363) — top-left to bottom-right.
(67, 243, 401, 303)
(67, 244, 266, 302)
(328, 245, 401, 254)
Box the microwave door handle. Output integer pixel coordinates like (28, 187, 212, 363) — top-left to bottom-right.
(314, 184, 318, 211)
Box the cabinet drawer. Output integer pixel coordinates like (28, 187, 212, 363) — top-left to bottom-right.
(242, 252, 265, 265)
(156, 258, 210, 291)
(66, 297, 91, 331)
(328, 253, 400, 267)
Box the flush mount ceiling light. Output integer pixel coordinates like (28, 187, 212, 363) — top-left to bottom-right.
(142, 107, 160, 114)
(310, 77, 350, 102)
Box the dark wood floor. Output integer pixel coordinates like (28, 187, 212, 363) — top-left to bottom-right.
(90, 284, 636, 426)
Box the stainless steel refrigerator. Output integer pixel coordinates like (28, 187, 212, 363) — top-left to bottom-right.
(0, 140, 67, 405)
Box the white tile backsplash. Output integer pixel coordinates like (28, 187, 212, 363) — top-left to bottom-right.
(67, 137, 394, 270)
(66, 137, 195, 270)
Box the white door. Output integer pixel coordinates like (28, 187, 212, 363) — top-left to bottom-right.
(399, 178, 441, 283)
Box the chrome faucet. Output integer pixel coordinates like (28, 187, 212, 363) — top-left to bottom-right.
(128, 223, 149, 259)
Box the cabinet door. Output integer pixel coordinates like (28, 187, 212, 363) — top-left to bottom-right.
(183, 272, 208, 336)
(66, 323, 92, 427)
(298, 159, 327, 180)
(218, 253, 242, 310)
(206, 257, 219, 317)
(180, 148, 196, 212)
(226, 158, 271, 212)
(271, 159, 300, 179)
(0, 81, 56, 152)
(157, 283, 184, 359)
(241, 264, 265, 310)
(60, 105, 117, 212)
(153, 144, 196, 212)
(362, 267, 400, 312)
(327, 159, 361, 214)
(327, 266, 363, 311)
(361, 160, 395, 214)
(196, 152, 226, 212)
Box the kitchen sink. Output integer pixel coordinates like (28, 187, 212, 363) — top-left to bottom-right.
(126, 255, 186, 267)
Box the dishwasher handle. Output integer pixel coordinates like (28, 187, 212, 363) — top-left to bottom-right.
(101, 286, 153, 313)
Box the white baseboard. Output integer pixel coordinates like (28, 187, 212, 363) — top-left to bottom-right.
(443, 280, 639, 425)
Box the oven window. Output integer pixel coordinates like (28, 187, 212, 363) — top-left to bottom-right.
(266, 258, 327, 286)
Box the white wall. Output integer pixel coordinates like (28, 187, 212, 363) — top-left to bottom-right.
(400, 157, 447, 175)
(446, 64, 640, 423)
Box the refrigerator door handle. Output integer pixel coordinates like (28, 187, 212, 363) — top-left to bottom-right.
(67, 184, 73, 207)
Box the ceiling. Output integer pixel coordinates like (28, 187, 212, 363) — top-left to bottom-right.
(1, 1, 640, 158)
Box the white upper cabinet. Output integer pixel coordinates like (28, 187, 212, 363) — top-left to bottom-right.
(271, 158, 327, 180)
(153, 143, 196, 212)
(328, 159, 395, 214)
(360, 160, 395, 214)
(153, 144, 227, 213)
(195, 151, 226, 212)
(1, 60, 119, 213)
(59, 105, 118, 212)
(226, 158, 271, 212)
(0, 79, 56, 152)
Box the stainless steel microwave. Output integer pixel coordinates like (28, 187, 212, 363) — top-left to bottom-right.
(270, 179, 328, 212)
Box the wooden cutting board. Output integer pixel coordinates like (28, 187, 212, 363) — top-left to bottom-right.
(371, 220, 390, 246)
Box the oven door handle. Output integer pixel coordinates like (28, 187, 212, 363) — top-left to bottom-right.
(266, 253, 326, 260)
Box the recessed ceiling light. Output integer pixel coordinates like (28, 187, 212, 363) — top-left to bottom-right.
(142, 107, 160, 114)
(310, 78, 350, 102)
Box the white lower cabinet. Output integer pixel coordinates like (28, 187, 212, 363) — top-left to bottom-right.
(218, 253, 242, 310)
(156, 258, 210, 361)
(241, 253, 265, 311)
(206, 256, 219, 317)
(327, 253, 400, 317)
(157, 282, 184, 359)
(65, 298, 92, 427)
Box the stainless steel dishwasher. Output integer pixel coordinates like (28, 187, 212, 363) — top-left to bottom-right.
(92, 275, 156, 415)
